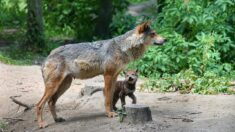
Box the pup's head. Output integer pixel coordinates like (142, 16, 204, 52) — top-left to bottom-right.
(124, 70, 138, 84)
(136, 21, 166, 46)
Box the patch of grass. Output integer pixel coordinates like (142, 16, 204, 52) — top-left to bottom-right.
(0, 121, 8, 132)
(0, 48, 38, 65)
(141, 69, 235, 95)
(0, 41, 60, 65)
(0, 44, 46, 65)
(0, 52, 33, 65)
(127, 0, 148, 4)
(116, 108, 127, 122)
(0, 28, 25, 42)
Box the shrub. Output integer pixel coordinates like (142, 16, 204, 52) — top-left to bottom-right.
(126, 0, 235, 94)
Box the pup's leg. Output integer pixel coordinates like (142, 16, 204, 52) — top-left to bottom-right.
(112, 95, 119, 111)
(48, 75, 72, 122)
(36, 74, 65, 128)
(120, 92, 126, 108)
(128, 93, 137, 104)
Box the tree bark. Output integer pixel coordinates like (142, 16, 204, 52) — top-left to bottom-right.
(125, 104, 152, 124)
(94, 0, 113, 39)
(25, 0, 45, 52)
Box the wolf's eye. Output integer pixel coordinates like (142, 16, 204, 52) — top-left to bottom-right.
(150, 32, 156, 37)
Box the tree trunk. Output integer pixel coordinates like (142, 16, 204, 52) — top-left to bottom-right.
(24, 0, 45, 52)
(94, 0, 113, 39)
(125, 104, 152, 124)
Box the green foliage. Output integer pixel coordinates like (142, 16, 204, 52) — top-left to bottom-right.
(0, 0, 26, 42)
(127, 0, 148, 3)
(0, 43, 46, 65)
(144, 69, 234, 94)
(116, 108, 127, 122)
(1, 0, 235, 94)
(127, 0, 235, 94)
(43, 0, 100, 41)
(110, 11, 137, 36)
(0, 120, 8, 131)
(43, 0, 129, 41)
(24, 0, 45, 53)
(0, 0, 26, 29)
(0, 0, 130, 50)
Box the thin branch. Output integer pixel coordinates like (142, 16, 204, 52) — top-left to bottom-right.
(3, 117, 24, 121)
(166, 116, 193, 122)
(9, 96, 33, 111)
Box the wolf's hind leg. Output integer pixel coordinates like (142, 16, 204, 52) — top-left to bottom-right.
(36, 74, 65, 128)
(48, 75, 72, 122)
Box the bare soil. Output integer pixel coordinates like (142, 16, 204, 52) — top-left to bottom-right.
(0, 63, 235, 132)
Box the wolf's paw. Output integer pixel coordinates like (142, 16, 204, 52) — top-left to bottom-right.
(55, 117, 66, 122)
(106, 112, 118, 118)
(113, 107, 118, 112)
(39, 122, 47, 129)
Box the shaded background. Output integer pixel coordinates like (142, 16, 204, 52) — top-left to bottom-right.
(0, 0, 235, 94)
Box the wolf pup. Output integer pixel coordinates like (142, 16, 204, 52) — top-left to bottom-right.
(113, 70, 138, 111)
(36, 21, 166, 128)
(91, 70, 138, 110)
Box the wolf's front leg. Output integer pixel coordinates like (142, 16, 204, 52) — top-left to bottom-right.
(128, 93, 137, 104)
(104, 73, 117, 117)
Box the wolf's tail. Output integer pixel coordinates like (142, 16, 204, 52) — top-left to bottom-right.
(90, 88, 104, 95)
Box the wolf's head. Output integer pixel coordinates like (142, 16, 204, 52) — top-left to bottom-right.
(124, 70, 138, 84)
(136, 21, 166, 46)
(122, 21, 166, 51)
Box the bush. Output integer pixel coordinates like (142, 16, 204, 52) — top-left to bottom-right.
(43, 0, 129, 41)
(110, 11, 137, 36)
(126, 0, 235, 94)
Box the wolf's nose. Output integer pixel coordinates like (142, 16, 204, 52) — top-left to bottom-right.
(128, 77, 133, 81)
(159, 39, 167, 44)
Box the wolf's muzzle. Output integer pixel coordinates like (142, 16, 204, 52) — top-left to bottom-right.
(153, 39, 166, 45)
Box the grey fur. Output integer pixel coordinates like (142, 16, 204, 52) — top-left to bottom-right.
(42, 29, 148, 80)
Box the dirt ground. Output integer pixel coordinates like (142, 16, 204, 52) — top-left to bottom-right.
(1, 62, 235, 132)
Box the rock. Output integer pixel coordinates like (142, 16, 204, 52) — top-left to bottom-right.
(125, 104, 152, 124)
(33, 56, 45, 65)
(80, 81, 104, 96)
(182, 118, 193, 122)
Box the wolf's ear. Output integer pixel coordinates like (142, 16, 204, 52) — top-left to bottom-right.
(136, 21, 151, 34)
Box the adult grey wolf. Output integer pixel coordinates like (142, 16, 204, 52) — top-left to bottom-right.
(36, 21, 166, 128)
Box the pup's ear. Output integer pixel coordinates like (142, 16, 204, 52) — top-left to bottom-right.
(135, 69, 138, 73)
(123, 71, 127, 75)
(136, 21, 151, 34)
